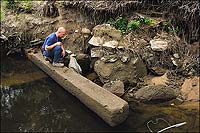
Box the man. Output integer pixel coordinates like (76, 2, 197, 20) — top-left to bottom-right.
(42, 27, 67, 67)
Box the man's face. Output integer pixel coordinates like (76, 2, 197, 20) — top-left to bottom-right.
(58, 31, 66, 38)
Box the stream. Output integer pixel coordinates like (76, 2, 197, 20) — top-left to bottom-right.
(1, 54, 199, 132)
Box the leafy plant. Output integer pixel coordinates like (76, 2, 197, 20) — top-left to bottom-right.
(142, 17, 154, 24)
(108, 16, 155, 34)
(127, 20, 140, 32)
(113, 17, 128, 34)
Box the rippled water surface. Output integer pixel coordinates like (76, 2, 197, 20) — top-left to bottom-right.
(1, 55, 199, 132)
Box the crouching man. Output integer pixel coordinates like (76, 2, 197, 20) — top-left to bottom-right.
(42, 27, 67, 67)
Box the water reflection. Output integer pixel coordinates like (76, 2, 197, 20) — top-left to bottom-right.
(1, 78, 74, 132)
(1, 86, 23, 114)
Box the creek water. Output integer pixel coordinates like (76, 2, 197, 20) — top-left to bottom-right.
(1, 55, 199, 132)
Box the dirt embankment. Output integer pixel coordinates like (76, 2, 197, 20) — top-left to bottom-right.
(1, 1, 94, 55)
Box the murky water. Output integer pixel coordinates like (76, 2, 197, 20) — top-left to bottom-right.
(1, 55, 199, 132)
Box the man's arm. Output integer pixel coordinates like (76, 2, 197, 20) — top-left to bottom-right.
(61, 44, 65, 57)
(45, 42, 62, 51)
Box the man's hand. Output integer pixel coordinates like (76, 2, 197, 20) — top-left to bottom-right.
(61, 50, 65, 57)
(56, 42, 62, 46)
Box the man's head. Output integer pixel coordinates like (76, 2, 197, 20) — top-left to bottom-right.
(56, 27, 66, 38)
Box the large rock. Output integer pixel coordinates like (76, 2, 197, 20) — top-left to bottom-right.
(103, 80, 125, 97)
(88, 36, 103, 46)
(94, 57, 147, 84)
(134, 85, 177, 102)
(102, 40, 118, 48)
(181, 76, 199, 101)
(89, 24, 122, 48)
(92, 24, 122, 40)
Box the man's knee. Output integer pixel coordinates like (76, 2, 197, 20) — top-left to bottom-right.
(54, 45, 61, 51)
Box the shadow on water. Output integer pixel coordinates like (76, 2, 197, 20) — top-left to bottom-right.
(1, 54, 199, 132)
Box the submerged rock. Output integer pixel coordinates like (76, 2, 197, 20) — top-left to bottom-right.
(103, 80, 124, 97)
(134, 85, 177, 102)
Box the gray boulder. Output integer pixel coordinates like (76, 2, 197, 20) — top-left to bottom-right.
(94, 57, 147, 84)
(134, 85, 177, 102)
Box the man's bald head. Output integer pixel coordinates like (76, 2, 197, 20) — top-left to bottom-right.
(56, 27, 66, 38)
(57, 27, 66, 32)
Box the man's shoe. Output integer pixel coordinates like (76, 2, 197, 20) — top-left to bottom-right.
(44, 56, 52, 63)
(52, 62, 64, 67)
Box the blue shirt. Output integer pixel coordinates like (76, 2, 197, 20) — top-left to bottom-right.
(42, 32, 62, 51)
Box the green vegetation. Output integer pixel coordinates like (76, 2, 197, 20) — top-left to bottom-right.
(108, 17, 128, 34)
(108, 16, 155, 34)
(161, 21, 180, 33)
(114, 17, 128, 34)
(142, 17, 154, 24)
(108, 16, 180, 35)
(127, 20, 140, 32)
(3, 0, 32, 12)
